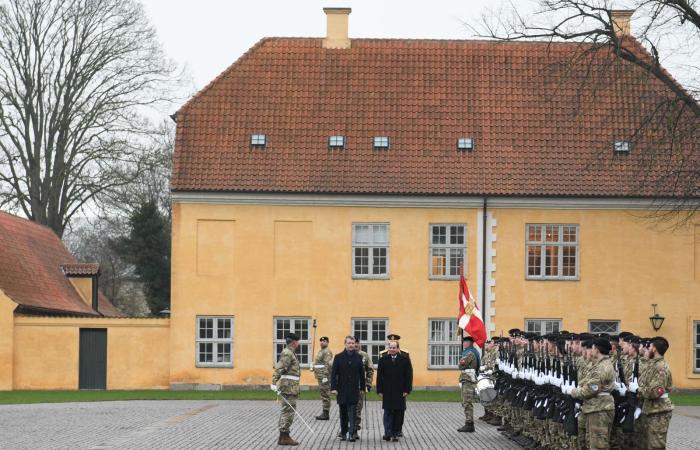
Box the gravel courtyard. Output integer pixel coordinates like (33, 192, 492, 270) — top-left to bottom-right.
(0, 400, 698, 449)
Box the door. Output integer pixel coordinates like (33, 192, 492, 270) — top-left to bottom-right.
(79, 328, 107, 390)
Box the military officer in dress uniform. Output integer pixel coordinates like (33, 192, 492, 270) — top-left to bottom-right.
(271, 333, 301, 446)
(312, 336, 333, 420)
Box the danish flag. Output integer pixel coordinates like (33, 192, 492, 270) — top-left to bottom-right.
(457, 272, 487, 348)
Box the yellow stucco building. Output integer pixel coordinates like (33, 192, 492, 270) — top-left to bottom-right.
(168, 9, 700, 389)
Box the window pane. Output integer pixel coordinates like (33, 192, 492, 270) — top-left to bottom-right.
(372, 247, 387, 275)
(450, 225, 465, 245)
(354, 320, 368, 341)
(528, 225, 542, 242)
(370, 345, 383, 365)
(527, 246, 542, 276)
(562, 246, 577, 277)
(432, 226, 446, 244)
(431, 248, 446, 276)
(276, 319, 290, 340)
(355, 247, 369, 275)
(545, 225, 559, 243)
(373, 225, 388, 245)
(372, 320, 386, 341)
(449, 248, 464, 276)
(199, 318, 213, 339)
(448, 345, 461, 366)
(431, 345, 445, 366)
(275, 343, 285, 361)
(431, 320, 445, 342)
(354, 225, 370, 244)
(545, 245, 559, 276)
(563, 226, 577, 243)
(297, 344, 309, 365)
(217, 343, 231, 362)
(696, 348, 700, 370)
(199, 343, 213, 363)
(696, 323, 700, 345)
(590, 321, 619, 334)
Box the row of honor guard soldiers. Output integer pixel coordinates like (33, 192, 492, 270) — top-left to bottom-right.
(471, 329, 673, 450)
(271, 332, 408, 446)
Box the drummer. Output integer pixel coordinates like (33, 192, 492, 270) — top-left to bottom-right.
(478, 339, 501, 425)
(457, 335, 480, 433)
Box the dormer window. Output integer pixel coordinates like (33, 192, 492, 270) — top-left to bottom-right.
(457, 138, 474, 151)
(250, 134, 266, 147)
(613, 140, 631, 154)
(373, 136, 390, 149)
(329, 135, 345, 149)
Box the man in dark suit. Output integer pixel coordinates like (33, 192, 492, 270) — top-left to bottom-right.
(330, 336, 366, 442)
(376, 340, 413, 441)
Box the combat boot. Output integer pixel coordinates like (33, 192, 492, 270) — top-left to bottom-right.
(278, 432, 298, 446)
(457, 422, 475, 432)
(315, 410, 329, 420)
(478, 411, 490, 421)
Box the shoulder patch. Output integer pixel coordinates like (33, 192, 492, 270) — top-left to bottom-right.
(655, 386, 665, 397)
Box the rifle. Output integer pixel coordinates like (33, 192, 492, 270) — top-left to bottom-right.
(613, 348, 626, 427)
(622, 356, 639, 433)
(562, 356, 578, 436)
(310, 319, 317, 372)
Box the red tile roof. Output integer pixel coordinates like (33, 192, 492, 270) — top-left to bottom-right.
(61, 263, 100, 277)
(0, 212, 122, 316)
(172, 38, 697, 197)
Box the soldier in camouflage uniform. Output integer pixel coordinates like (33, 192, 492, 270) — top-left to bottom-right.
(571, 337, 616, 450)
(636, 336, 673, 450)
(353, 336, 374, 439)
(457, 335, 480, 432)
(271, 333, 301, 446)
(478, 340, 500, 425)
(312, 336, 333, 420)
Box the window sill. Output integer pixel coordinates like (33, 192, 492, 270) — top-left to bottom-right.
(196, 364, 234, 369)
(352, 276, 390, 280)
(525, 277, 580, 282)
(429, 276, 461, 281)
(428, 366, 459, 370)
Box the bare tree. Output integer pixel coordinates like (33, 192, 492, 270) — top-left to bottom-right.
(476, 0, 699, 224)
(0, 0, 179, 237)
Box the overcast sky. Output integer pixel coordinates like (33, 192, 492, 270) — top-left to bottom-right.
(141, 0, 693, 118)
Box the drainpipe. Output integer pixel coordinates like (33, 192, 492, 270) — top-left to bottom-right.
(92, 273, 99, 313)
(482, 198, 488, 322)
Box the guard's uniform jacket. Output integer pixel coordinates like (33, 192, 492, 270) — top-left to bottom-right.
(638, 355, 674, 450)
(272, 344, 301, 433)
(313, 347, 333, 382)
(572, 355, 616, 449)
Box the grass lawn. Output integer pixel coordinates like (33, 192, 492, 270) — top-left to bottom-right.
(0, 390, 697, 406)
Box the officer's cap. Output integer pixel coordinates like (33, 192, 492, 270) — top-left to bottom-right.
(387, 334, 401, 341)
(508, 328, 522, 337)
(462, 335, 475, 342)
(320, 336, 329, 342)
(285, 333, 300, 342)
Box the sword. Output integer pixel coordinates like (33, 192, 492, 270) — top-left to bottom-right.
(275, 391, 316, 434)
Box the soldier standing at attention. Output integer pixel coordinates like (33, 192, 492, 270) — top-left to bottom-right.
(271, 333, 301, 446)
(571, 337, 616, 450)
(353, 336, 374, 439)
(312, 336, 333, 420)
(636, 336, 673, 450)
(457, 335, 480, 433)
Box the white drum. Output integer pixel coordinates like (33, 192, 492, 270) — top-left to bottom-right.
(476, 376, 497, 403)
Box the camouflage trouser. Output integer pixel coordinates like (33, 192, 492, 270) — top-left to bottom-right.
(585, 409, 613, 450)
(622, 413, 645, 450)
(578, 412, 588, 450)
(278, 394, 297, 433)
(317, 378, 331, 412)
(355, 390, 366, 429)
(644, 411, 672, 450)
(461, 382, 477, 423)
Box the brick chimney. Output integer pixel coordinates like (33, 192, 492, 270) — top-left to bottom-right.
(323, 7, 351, 49)
(610, 10, 633, 35)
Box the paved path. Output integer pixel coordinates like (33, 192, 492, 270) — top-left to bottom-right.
(0, 400, 698, 449)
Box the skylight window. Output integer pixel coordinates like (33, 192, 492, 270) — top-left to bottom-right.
(613, 140, 631, 153)
(329, 135, 345, 149)
(457, 138, 474, 151)
(373, 136, 390, 149)
(250, 134, 266, 147)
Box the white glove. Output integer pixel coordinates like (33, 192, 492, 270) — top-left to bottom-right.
(480, 365, 487, 372)
(270, 384, 278, 393)
(628, 379, 639, 393)
(634, 407, 642, 419)
(322, 378, 328, 383)
(617, 384, 627, 396)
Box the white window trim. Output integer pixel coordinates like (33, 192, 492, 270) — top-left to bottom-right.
(351, 318, 388, 367)
(352, 223, 390, 280)
(329, 135, 345, 148)
(428, 223, 467, 280)
(525, 224, 580, 281)
(694, 321, 700, 373)
(250, 134, 266, 147)
(588, 320, 620, 335)
(457, 138, 474, 150)
(196, 316, 234, 368)
(273, 316, 312, 368)
(525, 318, 563, 336)
(373, 136, 390, 149)
(428, 318, 462, 369)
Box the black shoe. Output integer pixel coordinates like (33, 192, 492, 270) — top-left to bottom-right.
(396, 432, 403, 437)
(348, 436, 356, 442)
(391, 437, 399, 442)
(383, 436, 391, 441)
(340, 435, 347, 441)
(352, 432, 359, 440)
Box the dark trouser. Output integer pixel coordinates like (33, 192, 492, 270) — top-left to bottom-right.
(339, 403, 357, 437)
(383, 409, 402, 437)
(396, 409, 405, 432)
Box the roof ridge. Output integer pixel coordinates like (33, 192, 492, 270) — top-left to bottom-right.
(0, 210, 58, 236)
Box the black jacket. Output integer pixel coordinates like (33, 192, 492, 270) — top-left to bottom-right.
(376, 352, 413, 411)
(330, 350, 366, 405)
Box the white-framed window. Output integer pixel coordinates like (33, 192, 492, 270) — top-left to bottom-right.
(273, 317, 311, 367)
(588, 320, 620, 334)
(373, 136, 390, 149)
(329, 135, 345, 149)
(250, 134, 266, 147)
(352, 318, 388, 365)
(196, 316, 233, 367)
(694, 321, 700, 373)
(428, 319, 461, 368)
(526, 224, 579, 280)
(525, 319, 562, 335)
(429, 224, 466, 279)
(352, 223, 389, 279)
(614, 140, 631, 153)
(457, 138, 474, 151)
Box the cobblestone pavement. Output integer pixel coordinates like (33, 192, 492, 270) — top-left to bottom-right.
(0, 400, 698, 449)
